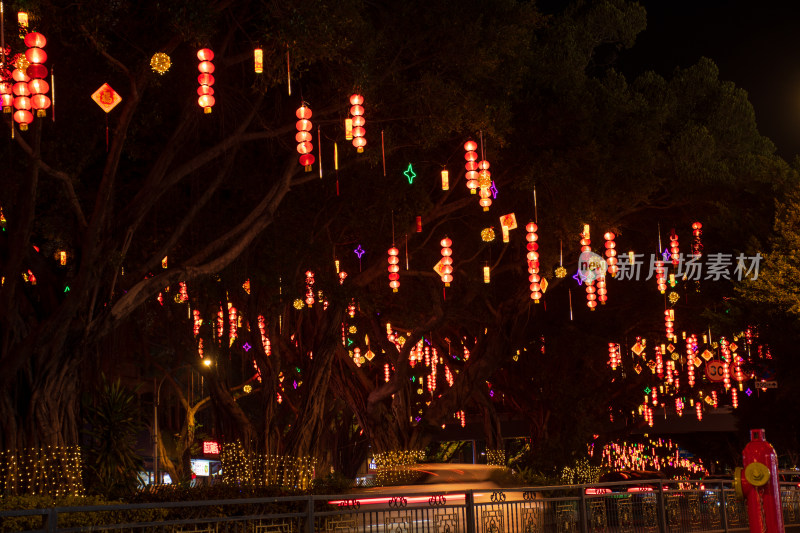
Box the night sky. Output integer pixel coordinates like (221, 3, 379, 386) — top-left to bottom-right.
(616, 0, 800, 160)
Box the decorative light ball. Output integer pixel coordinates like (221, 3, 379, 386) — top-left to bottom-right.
(668, 292, 680, 304)
(348, 325, 357, 334)
(150, 53, 172, 75)
(481, 227, 496, 242)
(555, 266, 567, 278)
(293, 299, 304, 309)
(14, 55, 31, 72)
(243, 384, 253, 394)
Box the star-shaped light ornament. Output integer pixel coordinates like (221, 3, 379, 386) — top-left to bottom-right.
(354, 245, 365, 259)
(403, 163, 416, 184)
(490, 181, 499, 198)
(242, 342, 252, 352)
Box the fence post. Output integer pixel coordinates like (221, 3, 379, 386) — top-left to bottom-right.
(465, 490, 476, 533)
(43, 508, 57, 533)
(719, 482, 729, 533)
(578, 485, 588, 533)
(658, 480, 668, 533)
(306, 495, 314, 533)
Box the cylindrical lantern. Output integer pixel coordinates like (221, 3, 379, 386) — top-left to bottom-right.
(464, 141, 478, 194)
(441, 169, 449, 191)
(388, 246, 400, 292)
(296, 104, 315, 171)
(197, 49, 215, 113)
(350, 94, 366, 152)
(254, 48, 263, 73)
(483, 264, 491, 284)
(440, 237, 453, 286)
(604, 232, 618, 277)
(0, 81, 13, 113)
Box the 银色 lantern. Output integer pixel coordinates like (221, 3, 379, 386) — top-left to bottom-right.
(350, 94, 366, 152)
(464, 141, 478, 194)
(440, 237, 453, 287)
(197, 48, 215, 113)
(388, 246, 400, 292)
(296, 104, 315, 171)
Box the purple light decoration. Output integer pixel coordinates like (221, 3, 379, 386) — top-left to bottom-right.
(490, 181, 498, 199)
(242, 342, 252, 352)
(489, 389, 494, 397)
(572, 271, 584, 286)
(293, 380, 298, 389)
(354, 245, 365, 259)
(662, 248, 671, 261)
(746, 388, 753, 396)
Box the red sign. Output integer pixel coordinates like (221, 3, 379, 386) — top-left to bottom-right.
(91, 83, 122, 113)
(705, 360, 725, 382)
(202, 441, 220, 455)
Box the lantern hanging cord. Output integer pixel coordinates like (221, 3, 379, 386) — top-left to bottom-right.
(0, 2, 5, 69)
(559, 239, 563, 266)
(533, 185, 538, 224)
(286, 47, 291, 96)
(391, 210, 395, 244)
(657, 222, 662, 255)
(480, 130, 485, 161)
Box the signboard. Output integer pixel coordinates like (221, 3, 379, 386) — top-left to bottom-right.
(755, 380, 778, 389)
(705, 360, 725, 382)
(191, 459, 211, 477)
(202, 440, 220, 455)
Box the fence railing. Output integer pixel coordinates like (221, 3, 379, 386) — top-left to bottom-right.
(2, 479, 799, 532)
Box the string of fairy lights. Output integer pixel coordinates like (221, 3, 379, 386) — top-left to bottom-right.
(219, 442, 316, 490)
(0, 446, 83, 497)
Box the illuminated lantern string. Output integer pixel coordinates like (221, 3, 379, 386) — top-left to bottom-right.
(12, 60, 32, 130)
(664, 309, 674, 339)
(596, 275, 607, 305)
(675, 397, 683, 417)
(695, 402, 702, 421)
(655, 344, 664, 379)
(228, 303, 238, 341)
(686, 335, 696, 387)
(581, 226, 597, 310)
(711, 390, 718, 408)
(604, 232, 618, 277)
(440, 237, 453, 287)
(651, 387, 658, 407)
(669, 229, 680, 267)
(384, 363, 391, 383)
(198, 338, 204, 359)
(388, 245, 400, 292)
(304, 271, 315, 307)
(197, 48, 215, 113)
(254, 48, 263, 74)
(193, 310, 202, 336)
(258, 315, 271, 355)
(526, 222, 542, 302)
(478, 160, 492, 211)
(464, 141, 479, 194)
(296, 104, 315, 171)
(731, 387, 738, 408)
(217, 306, 224, 341)
(608, 343, 619, 370)
(25, 32, 50, 119)
(350, 94, 366, 152)
(459, 410, 466, 427)
(691, 222, 703, 259)
(655, 260, 666, 294)
(0, 79, 12, 113)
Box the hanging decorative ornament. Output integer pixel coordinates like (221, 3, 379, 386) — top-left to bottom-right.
(581, 225, 597, 310)
(388, 245, 400, 292)
(440, 237, 453, 287)
(608, 343, 619, 370)
(25, 31, 51, 120)
(604, 232, 618, 277)
(664, 309, 674, 339)
(91, 82, 122, 113)
(228, 303, 238, 341)
(217, 305, 224, 340)
(481, 227, 495, 242)
(669, 229, 680, 267)
(296, 103, 315, 171)
(441, 168, 449, 191)
(349, 93, 366, 152)
(384, 363, 391, 383)
(197, 48, 215, 113)
(17, 11, 28, 37)
(254, 48, 263, 74)
(150, 52, 171, 75)
(483, 264, 491, 284)
(596, 275, 607, 304)
(691, 222, 703, 259)
(478, 160, 492, 211)
(695, 402, 703, 421)
(193, 309, 202, 336)
(686, 334, 696, 387)
(655, 260, 666, 293)
(526, 222, 542, 302)
(0, 78, 13, 113)
(304, 270, 315, 307)
(12, 57, 32, 129)
(464, 140, 479, 194)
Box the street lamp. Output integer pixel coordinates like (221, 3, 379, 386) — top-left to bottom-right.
(152, 361, 210, 485)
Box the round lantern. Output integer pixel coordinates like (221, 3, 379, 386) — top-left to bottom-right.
(655, 260, 666, 293)
(197, 49, 215, 113)
(526, 222, 542, 302)
(23, 32, 46, 48)
(604, 232, 618, 277)
(669, 229, 680, 266)
(350, 93, 366, 152)
(596, 275, 607, 304)
(296, 104, 315, 171)
(388, 246, 400, 292)
(440, 237, 453, 286)
(691, 222, 703, 258)
(0, 82, 12, 113)
(464, 141, 479, 193)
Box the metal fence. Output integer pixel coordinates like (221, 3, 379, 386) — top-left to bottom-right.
(2, 479, 800, 533)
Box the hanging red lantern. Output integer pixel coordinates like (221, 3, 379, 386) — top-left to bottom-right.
(296, 104, 315, 171)
(350, 93, 366, 152)
(526, 222, 542, 302)
(464, 141, 479, 194)
(388, 245, 400, 292)
(478, 160, 492, 211)
(384, 363, 391, 383)
(664, 309, 674, 339)
(608, 342, 619, 370)
(604, 232, 618, 277)
(24, 32, 49, 120)
(655, 260, 666, 293)
(731, 387, 738, 409)
(655, 344, 664, 379)
(12, 65, 32, 130)
(669, 229, 680, 267)
(440, 237, 453, 286)
(695, 402, 702, 421)
(686, 334, 696, 387)
(596, 275, 607, 304)
(305, 270, 315, 307)
(691, 222, 703, 259)
(197, 48, 215, 113)
(0, 81, 13, 113)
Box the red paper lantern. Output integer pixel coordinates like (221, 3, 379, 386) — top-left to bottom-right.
(664, 309, 674, 338)
(350, 93, 366, 152)
(464, 141, 479, 193)
(296, 104, 315, 171)
(604, 232, 618, 277)
(669, 229, 680, 267)
(691, 222, 703, 259)
(608, 342, 619, 370)
(440, 237, 453, 286)
(596, 275, 607, 304)
(197, 49, 215, 113)
(655, 260, 666, 293)
(686, 335, 696, 387)
(526, 222, 542, 302)
(478, 160, 492, 211)
(0, 81, 12, 113)
(23, 32, 46, 49)
(305, 270, 315, 307)
(388, 246, 400, 292)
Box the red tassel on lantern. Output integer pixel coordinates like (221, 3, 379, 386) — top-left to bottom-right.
(296, 104, 315, 171)
(350, 94, 366, 152)
(388, 246, 400, 292)
(464, 141, 479, 194)
(197, 48, 215, 113)
(440, 237, 453, 287)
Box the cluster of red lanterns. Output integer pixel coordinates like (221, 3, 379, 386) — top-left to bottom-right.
(349, 94, 366, 152)
(650, 387, 658, 407)
(669, 229, 680, 267)
(258, 315, 271, 355)
(478, 159, 492, 211)
(691, 222, 703, 258)
(686, 335, 696, 387)
(193, 309, 202, 336)
(10, 31, 51, 130)
(464, 141, 479, 193)
(228, 303, 238, 340)
(655, 344, 664, 379)
(526, 222, 542, 302)
(604, 232, 618, 277)
(384, 363, 391, 383)
(296, 104, 315, 171)
(217, 305, 224, 340)
(596, 274, 607, 305)
(655, 260, 666, 293)
(440, 237, 453, 287)
(608, 342, 619, 370)
(581, 226, 597, 310)
(387, 245, 400, 292)
(664, 309, 674, 339)
(304, 271, 315, 307)
(695, 402, 703, 421)
(197, 48, 215, 113)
